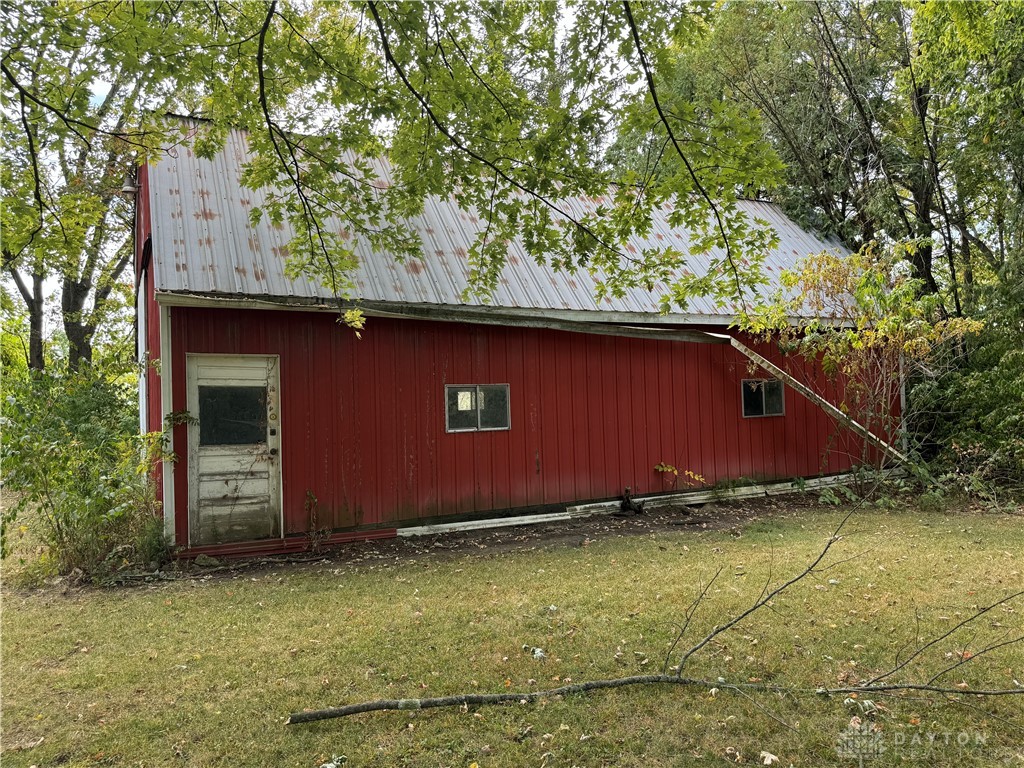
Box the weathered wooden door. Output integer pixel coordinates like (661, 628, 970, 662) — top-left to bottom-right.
(186, 354, 282, 546)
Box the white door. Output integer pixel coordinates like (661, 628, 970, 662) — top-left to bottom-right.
(186, 354, 282, 546)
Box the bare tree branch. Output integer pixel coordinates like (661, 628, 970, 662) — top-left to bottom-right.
(662, 565, 722, 674)
(927, 634, 1024, 686)
(286, 672, 1023, 725)
(288, 674, 735, 724)
(675, 508, 856, 672)
(286, 509, 1023, 726)
(863, 589, 1024, 687)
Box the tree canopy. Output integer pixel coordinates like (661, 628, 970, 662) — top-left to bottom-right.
(3, 0, 787, 372)
(2, 1, 1021, 397)
(673, 0, 1023, 316)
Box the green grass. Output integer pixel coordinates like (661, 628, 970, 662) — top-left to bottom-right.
(2, 502, 1023, 767)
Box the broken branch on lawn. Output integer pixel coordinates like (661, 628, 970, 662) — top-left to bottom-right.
(288, 675, 722, 724)
(287, 676, 1023, 725)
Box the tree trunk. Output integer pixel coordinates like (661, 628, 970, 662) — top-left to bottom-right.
(62, 277, 92, 372)
(909, 168, 939, 295)
(910, 238, 939, 296)
(28, 273, 45, 370)
(5, 259, 47, 371)
(65, 320, 94, 371)
(959, 225, 975, 313)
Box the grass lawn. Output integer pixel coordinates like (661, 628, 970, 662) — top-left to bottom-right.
(2, 498, 1022, 767)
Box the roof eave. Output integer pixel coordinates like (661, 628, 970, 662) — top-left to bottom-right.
(154, 290, 840, 328)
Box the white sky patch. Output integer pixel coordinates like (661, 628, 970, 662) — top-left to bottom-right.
(88, 78, 112, 108)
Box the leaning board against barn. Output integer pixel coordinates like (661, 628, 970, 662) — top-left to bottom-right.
(135, 121, 872, 556)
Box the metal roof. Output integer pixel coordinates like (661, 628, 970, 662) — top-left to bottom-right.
(147, 126, 845, 323)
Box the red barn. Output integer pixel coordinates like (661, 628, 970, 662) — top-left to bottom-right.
(135, 125, 888, 556)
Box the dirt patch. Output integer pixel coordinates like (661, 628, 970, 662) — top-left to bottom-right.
(57, 494, 824, 590)
(353, 495, 819, 561)
(3, 494, 848, 594)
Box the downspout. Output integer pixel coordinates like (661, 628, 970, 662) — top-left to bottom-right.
(717, 333, 912, 468)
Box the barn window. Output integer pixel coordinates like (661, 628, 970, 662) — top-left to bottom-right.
(742, 379, 784, 418)
(446, 384, 510, 432)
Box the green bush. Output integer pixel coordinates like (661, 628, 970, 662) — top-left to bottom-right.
(910, 272, 1024, 493)
(1, 369, 169, 578)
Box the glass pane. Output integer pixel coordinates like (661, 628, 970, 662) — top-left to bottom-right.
(742, 380, 765, 417)
(479, 385, 509, 429)
(764, 380, 784, 415)
(199, 385, 267, 446)
(446, 387, 478, 430)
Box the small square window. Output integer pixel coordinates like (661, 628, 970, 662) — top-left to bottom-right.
(742, 379, 784, 418)
(446, 384, 510, 432)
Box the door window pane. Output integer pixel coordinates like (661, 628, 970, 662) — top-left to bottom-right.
(199, 385, 268, 445)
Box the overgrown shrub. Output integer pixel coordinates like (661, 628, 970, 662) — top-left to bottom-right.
(909, 261, 1024, 494)
(1, 369, 169, 578)
(911, 334, 1024, 492)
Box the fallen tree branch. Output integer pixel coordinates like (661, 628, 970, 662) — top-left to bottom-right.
(863, 589, 1024, 686)
(286, 675, 1023, 725)
(662, 565, 722, 674)
(822, 684, 1024, 697)
(287, 674, 729, 724)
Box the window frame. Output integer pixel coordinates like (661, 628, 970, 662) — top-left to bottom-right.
(444, 384, 511, 433)
(741, 378, 785, 418)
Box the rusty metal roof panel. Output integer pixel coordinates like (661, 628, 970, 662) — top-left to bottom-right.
(148, 127, 846, 319)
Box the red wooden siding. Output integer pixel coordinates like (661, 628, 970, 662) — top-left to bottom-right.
(166, 306, 863, 540)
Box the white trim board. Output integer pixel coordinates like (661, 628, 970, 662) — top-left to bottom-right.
(137, 280, 148, 435)
(397, 511, 575, 537)
(397, 471, 892, 538)
(160, 304, 176, 544)
(565, 471, 900, 515)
